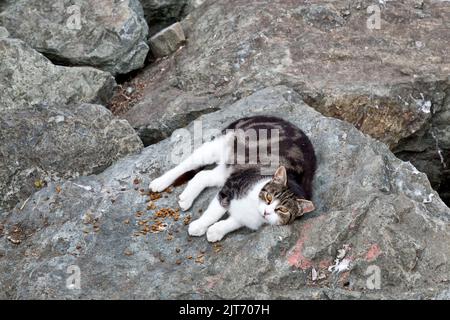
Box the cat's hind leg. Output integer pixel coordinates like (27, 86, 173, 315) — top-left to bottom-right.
(188, 195, 227, 237)
(178, 164, 230, 211)
(206, 217, 242, 242)
(149, 133, 232, 192)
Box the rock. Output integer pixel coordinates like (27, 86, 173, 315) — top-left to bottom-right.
(149, 22, 186, 58)
(120, 0, 450, 203)
(122, 86, 220, 145)
(0, 37, 116, 111)
(0, 0, 149, 75)
(394, 93, 450, 202)
(0, 26, 7, 38)
(140, 0, 194, 35)
(1, 86, 449, 299)
(0, 1, 12, 12)
(0, 103, 143, 211)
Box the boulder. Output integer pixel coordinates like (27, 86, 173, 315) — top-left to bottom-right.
(0, 37, 116, 111)
(140, 0, 196, 35)
(1, 87, 449, 299)
(0, 1, 12, 13)
(0, 0, 149, 75)
(394, 95, 450, 203)
(122, 79, 220, 146)
(149, 22, 186, 58)
(0, 103, 143, 211)
(0, 25, 7, 38)
(119, 0, 450, 203)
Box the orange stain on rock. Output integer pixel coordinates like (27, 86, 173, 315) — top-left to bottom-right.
(365, 244, 381, 262)
(287, 219, 319, 270)
(319, 258, 333, 269)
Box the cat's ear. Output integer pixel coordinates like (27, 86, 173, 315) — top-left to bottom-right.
(273, 166, 287, 186)
(296, 199, 315, 216)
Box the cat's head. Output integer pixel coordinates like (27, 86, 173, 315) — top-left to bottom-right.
(258, 166, 315, 225)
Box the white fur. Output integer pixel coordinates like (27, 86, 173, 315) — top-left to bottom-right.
(228, 178, 272, 230)
(150, 133, 277, 242)
(149, 133, 233, 192)
(178, 164, 231, 211)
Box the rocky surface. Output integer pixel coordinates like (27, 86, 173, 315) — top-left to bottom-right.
(1, 87, 449, 299)
(394, 93, 450, 202)
(149, 22, 186, 58)
(0, 103, 143, 211)
(140, 0, 197, 35)
(0, 1, 11, 13)
(0, 25, 7, 38)
(0, 0, 149, 75)
(119, 0, 450, 203)
(0, 36, 116, 111)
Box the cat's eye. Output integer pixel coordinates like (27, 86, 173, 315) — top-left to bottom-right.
(277, 207, 289, 214)
(265, 193, 273, 204)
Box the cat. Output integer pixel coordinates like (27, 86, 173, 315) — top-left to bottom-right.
(149, 115, 317, 242)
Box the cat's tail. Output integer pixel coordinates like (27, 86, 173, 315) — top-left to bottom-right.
(301, 173, 314, 200)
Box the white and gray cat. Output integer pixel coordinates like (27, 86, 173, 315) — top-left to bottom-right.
(150, 116, 317, 242)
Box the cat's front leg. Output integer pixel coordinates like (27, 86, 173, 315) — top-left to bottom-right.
(179, 165, 230, 211)
(150, 134, 231, 192)
(188, 196, 227, 236)
(206, 217, 242, 242)
(149, 171, 176, 192)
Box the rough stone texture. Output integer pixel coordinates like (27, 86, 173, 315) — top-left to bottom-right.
(121, 0, 450, 202)
(0, 1, 12, 13)
(0, 0, 149, 75)
(140, 0, 198, 35)
(0, 37, 116, 111)
(0, 25, 7, 38)
(394, 91, 450, 201)
(149, 22, 186, 58)
(0, 103, 144, 212)
(1, 87, 449, 299)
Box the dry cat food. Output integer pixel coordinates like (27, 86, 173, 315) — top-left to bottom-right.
(150, 220, 168, 233)
(183, 215, 191, 225)
(195, 253, 205, 264)
(147, 201, 156, 210)
(148, 192, 162, 201)
(154, 208, 180, 221)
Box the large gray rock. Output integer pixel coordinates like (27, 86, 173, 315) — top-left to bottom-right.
(0, 1, 12, 13)
(140, 0, 196, 35)
(0, 103, 144, 211)
(1, 87, 449, 299)
(0, 0, 149, 75)
(394, 95, 450, 202)
(0, 37, 116, 111)
(120, 0, 450, 202)
(0, 25, 7, 38)
(149, 22, 186, 58)
(122, 85, 220, 146)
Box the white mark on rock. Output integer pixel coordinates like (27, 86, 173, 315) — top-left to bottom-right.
(423, 193, 435, 204)
(73, 183, 92, 191)
(48, 115, 65, 123)
(329, 258, 351, 274)
(431, 129, 447, 168)
(312, 268, 318, 281)
(413, 93, 432, 113)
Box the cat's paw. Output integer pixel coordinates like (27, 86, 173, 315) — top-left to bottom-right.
(188, 220, 208, 237)
(206, 224, 225, 243)
(178, 198, 194, 211)
(178, 190, 195, 211)
(149, 176, 171, 192)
